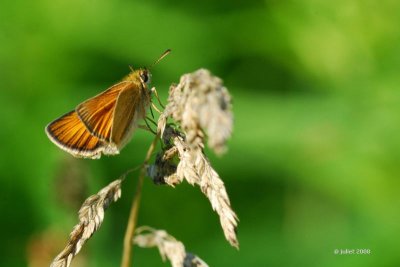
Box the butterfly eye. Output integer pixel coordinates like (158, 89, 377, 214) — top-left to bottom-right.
(140, 71, 148, 83)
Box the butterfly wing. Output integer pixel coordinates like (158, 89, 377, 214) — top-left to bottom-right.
(75, 81, 133, 142)
(45, 111, 118, 159)
(111, 86, 149, 147)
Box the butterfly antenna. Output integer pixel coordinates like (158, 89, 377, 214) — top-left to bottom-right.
(149, 49, 171, 69)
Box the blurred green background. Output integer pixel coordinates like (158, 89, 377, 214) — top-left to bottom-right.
(1, 0, 400, 266)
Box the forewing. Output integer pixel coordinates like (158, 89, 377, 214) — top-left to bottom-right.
(45, 111, 105, 159)
(76, 82, 132, 141)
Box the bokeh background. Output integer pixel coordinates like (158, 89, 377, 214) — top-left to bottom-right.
(1, 0, 400, 266)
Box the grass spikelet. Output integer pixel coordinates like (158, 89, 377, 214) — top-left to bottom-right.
(163, 69, 233, 155)
(133, 226, 209, 267)
(50, 179, 122, 267)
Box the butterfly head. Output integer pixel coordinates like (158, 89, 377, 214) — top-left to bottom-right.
(126, 68, 151, 86)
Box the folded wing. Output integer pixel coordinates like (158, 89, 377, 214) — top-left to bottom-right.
(76, 82, 133, 142)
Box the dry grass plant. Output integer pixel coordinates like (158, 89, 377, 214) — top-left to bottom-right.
(50, 69, 238, 267)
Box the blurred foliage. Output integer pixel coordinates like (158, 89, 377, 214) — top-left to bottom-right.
(1, 0, 400, 266)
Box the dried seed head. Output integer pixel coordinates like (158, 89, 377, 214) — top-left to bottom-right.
(162, 69, 233, 155)
(134, 226, 209, 267)
(173, 132, 239, 248)
(151, 126, 239, 248)
(50, 179, 122, 267)
(151, 69, 239, 248)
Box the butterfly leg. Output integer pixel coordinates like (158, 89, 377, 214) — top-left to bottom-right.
(151, 87, 165, 109)
(138, 118, 157, 135)
(149, 104, 155, 119)
(151, 102, 162, 114)
(145, 116, 157, 127)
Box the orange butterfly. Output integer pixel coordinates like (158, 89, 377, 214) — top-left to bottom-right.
(45, 50, 170, 159)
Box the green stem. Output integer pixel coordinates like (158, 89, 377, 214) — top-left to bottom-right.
(121, 135, 160, 267)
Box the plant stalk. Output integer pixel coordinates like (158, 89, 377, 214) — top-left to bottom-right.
(121, 135, 160, 267)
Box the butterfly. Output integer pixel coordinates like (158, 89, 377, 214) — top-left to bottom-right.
(45, 49, 170, 159)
